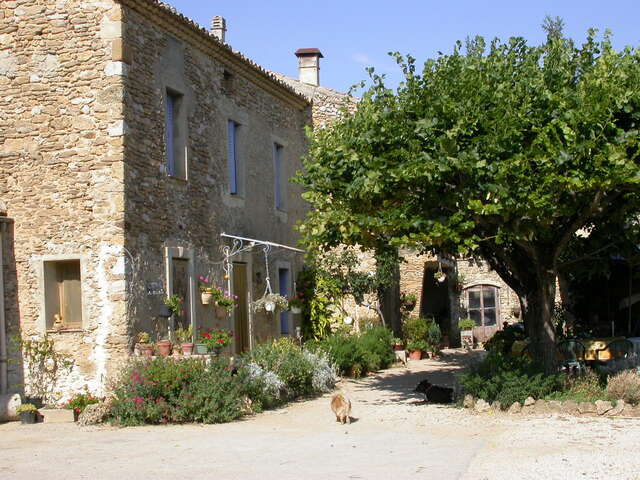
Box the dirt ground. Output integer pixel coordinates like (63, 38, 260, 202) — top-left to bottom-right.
(1, 350, 639, 480)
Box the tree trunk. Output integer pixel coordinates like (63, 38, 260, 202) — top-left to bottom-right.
(377, 256, 401, 337)
(519, 265, 558, 373)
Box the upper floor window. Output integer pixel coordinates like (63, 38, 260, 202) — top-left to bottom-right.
(165, 89, 186, 179)
(227, 120, 240, 195)
(273, 143, 286, 211)
(466, 284, 498, 327)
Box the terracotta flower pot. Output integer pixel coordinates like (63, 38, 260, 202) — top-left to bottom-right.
(409, 350, 423, 360)
(201, 292, 213, 305)
(393, 345, 405, 351)
(138, 344, 153, 357)
(181, 342, 195, 356)
(156, 341, 172, 357)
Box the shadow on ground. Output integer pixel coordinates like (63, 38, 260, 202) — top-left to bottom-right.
(347, 349, 486, 406)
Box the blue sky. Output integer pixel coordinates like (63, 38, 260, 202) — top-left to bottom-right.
(168, 0, 640, 93)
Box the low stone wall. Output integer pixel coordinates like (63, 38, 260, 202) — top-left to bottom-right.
(464, 395, 640, 417)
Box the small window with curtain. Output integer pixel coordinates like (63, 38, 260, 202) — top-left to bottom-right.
(466, 285, 498, 327)
(273, 143, 285, 211)
(44, 260, 83, 329)
(227, 120, 239, 195)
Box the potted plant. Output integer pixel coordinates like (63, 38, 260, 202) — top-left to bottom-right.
(459, 318, 476, 350)
(163, 295, 183, 317)
(427, 322, 442, 358)
(156, 338, 172, 357)
(199, 276, 215, 305)
(403, 317, 432, 360)
(65, 392, 100, 421)
(175, 325, 194, 355)
(215, 291, 236, 312)
(136, 331, 153, 357)
(406, 340, 428, 360)
(434, 271, 446, 283)
(17, 403, 38, 424)
(288, 296, 304, 314)
(392, 337, 405, 351)
(400, 292, 417, 312)
(200, 329, 233, 356)
(252, 293, 288, 313)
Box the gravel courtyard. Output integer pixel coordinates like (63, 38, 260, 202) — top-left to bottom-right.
(1, 351, 639, 480)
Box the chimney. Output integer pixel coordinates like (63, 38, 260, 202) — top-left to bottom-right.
(211, 16, 227, 43)
(295, 48, 323, 86)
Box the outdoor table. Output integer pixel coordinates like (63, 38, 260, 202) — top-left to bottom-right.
(580, 337, 625, 361)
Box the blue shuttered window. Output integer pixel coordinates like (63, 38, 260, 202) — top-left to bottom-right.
(165, 93, 176, 175)
(274, 143, 283, 210)
(228, 120, 238, 194)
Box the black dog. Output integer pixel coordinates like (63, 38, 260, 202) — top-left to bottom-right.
(413, 379, 454, 404)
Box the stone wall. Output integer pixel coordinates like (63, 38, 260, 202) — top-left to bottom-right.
(0, 0, 310, 398)
(0, 0, 128, 398)
(119, 3, 310, 349)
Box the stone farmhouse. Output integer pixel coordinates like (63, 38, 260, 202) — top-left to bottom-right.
(0, 0, 313, 399)
(276, 53, 521, 346)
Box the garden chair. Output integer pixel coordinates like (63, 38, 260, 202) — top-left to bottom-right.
(556, 339, 586, 375)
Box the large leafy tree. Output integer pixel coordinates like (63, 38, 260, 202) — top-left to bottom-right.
(297, 26, 640, 372)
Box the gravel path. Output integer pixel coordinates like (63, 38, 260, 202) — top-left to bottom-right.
(1, 350, 639, 479)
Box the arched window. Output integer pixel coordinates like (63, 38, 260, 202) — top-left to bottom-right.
(466, 284, 499, 327)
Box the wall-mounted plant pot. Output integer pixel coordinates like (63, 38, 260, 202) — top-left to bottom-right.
(20, 411, 37, 424)
(201, 292, 213, 305)
(156, 341, 172, 357)
(159, 305, 173, 318)
(181, 343, 195, 356)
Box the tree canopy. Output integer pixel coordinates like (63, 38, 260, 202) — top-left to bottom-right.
(296, 27, 640, 371)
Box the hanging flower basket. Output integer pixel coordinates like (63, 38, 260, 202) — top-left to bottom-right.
(201, 292, 214, 305)
(252, 293, 288, 313)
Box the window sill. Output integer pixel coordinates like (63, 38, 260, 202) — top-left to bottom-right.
(167, 174, 188, 183)
(46, 328, 84, 334)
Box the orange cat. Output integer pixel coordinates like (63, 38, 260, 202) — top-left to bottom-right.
(330, 393, 351, 424)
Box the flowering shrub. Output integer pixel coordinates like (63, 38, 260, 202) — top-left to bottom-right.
(110, 357, 259, 425)
(200, 329, 233, 350)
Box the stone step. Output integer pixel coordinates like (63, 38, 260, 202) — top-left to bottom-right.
(40, 408, 75, 423)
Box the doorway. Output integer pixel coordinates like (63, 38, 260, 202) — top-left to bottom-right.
(233, 262, 250, 354)
(420, 262, 452, 335)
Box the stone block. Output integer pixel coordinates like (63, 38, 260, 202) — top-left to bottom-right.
(577, 402, 597, 415)
(463, 394, 475, 409)
(41, 408, 75, 423)
(508, 401, 521, 414)
(523, 396, 535, 407)
(474, 399, 490, 413)
(608, 399, 625, 416)
(533, 399, 550, 414)
(547, 400, 563, 413)
(561, 401, 579, 415)
(595, 400, 613, 416)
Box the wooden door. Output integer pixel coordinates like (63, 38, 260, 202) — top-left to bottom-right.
(233, 262, 249, 354)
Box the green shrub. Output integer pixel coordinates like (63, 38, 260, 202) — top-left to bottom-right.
(607, 369, 640, 405)
(403, 317, 432, 346)
(483, 324, 525, 355)
(308, 332, 364, 377)
(244, 338, 316, 398)
(309, 326, 394, 377)
(546, 369, 610, 403)
(427, 323, 442, 353)
(460, 351, 561, 406)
